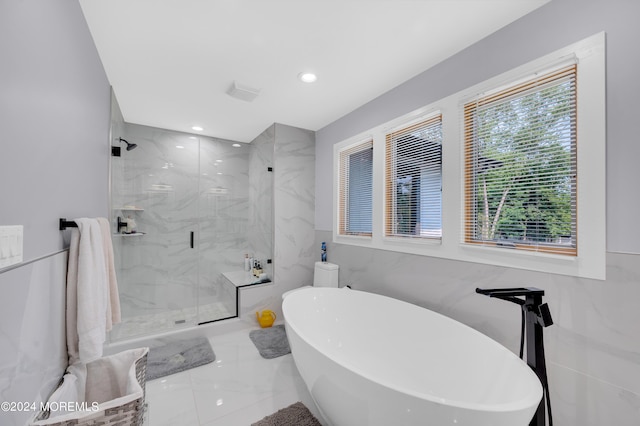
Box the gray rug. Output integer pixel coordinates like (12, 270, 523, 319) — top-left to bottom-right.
(251, 402, 321, 426)
(249, 324, 291, 359)
(146, 336, 215, 380)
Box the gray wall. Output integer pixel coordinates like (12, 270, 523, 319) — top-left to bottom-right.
(0, 0, 110, 425)
(314, 0, 640, 423)
(0, 0, 111, 261)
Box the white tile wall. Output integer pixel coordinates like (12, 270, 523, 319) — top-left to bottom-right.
(272, 124, 316, 312)
(317, 230, 640, 425)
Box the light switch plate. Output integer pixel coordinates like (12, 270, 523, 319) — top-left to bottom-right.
(0, 225, 23, 268)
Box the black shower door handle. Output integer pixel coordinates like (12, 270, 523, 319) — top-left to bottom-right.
(190, 231, 194, 248)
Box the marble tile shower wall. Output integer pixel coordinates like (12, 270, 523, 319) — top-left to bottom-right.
(272, 124, 316, 311)
(316, 230, 640, 425)
(112, 123, 252, 325)
(114, 124, 200, 319)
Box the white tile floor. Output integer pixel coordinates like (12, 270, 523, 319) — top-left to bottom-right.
(145, 327, 322, 426)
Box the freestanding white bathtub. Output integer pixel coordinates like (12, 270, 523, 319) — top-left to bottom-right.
(283, 287, 542, 426)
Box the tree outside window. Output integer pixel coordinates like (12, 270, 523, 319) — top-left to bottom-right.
(464, 66, 577, 255)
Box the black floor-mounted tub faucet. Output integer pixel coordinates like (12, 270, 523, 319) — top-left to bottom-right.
(476, 287, 553, 426)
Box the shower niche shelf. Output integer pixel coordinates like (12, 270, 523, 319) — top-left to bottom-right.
(113, 232, 145, 237)
(116, 206, 145, 211)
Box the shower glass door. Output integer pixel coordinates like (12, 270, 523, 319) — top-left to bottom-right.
(196, 139, 249, 324)
(196, 134, 274, 325)
(110, 124, 201, 340)
(109, 108, 272, 341)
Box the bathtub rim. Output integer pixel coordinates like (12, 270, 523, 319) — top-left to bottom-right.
(283, 287, 543, 415)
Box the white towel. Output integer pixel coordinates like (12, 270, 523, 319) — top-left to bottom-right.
(97, 217, 121, 329)
(66, 218, 109, 364)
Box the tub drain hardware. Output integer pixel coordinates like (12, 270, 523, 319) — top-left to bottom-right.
(475, 287, 554, 426)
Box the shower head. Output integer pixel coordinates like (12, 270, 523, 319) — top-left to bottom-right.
(119, 138, 137, 151)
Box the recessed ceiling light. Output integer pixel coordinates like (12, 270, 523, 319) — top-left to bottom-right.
(298, 72, 317, 83)
(216, 159, 223, 163)
(176, 145, 184, 149)
(217, 172, 223, 175)
(192, 126, 203, 131)
(232, 143, 241, 148)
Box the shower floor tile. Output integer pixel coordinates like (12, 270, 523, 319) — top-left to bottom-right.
(145, 327, 321, 426)
(110, 302, 235, 341)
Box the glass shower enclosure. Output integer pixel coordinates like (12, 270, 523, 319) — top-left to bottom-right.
(109, 122, 272, 341)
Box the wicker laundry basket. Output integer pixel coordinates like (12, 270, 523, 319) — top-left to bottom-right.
(30, 347, 148, 426)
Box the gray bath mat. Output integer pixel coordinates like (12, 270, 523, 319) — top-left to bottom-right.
(251, 402, 321, 426)
(249, 324, 291, 359)
(146, 336, 215, 380)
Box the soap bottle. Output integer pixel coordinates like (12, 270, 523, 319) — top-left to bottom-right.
(321, 242, 327, 262)
(244, 254, 250, 271)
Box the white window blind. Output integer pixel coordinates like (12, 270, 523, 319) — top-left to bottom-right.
(464, 65, 577, 255)
(339, 140, 373, 236)
(385, 115, 442, 239)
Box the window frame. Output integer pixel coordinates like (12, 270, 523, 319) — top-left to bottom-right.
(332, 32, 606, 279)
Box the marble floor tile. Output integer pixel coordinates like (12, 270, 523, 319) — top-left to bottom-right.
(144, 327, 320, 426)
(146, 371, 199, 426)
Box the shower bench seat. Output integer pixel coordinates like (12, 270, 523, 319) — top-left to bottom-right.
(222, 271, 273, 322)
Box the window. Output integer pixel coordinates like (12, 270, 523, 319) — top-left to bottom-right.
(331, 33, 604, 279)
(385, 115, 442, 239)
(338, 139, 373, 236)
(463, 65, 577, 255)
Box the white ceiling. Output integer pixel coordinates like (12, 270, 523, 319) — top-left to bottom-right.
(79, 0, 548, 143)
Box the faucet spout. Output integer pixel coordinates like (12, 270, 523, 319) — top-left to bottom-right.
(476, 287, 553, 327)
(475, 286, 544, 298)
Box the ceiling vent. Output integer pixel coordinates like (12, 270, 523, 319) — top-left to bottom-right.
(226, 81, 261, 102)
